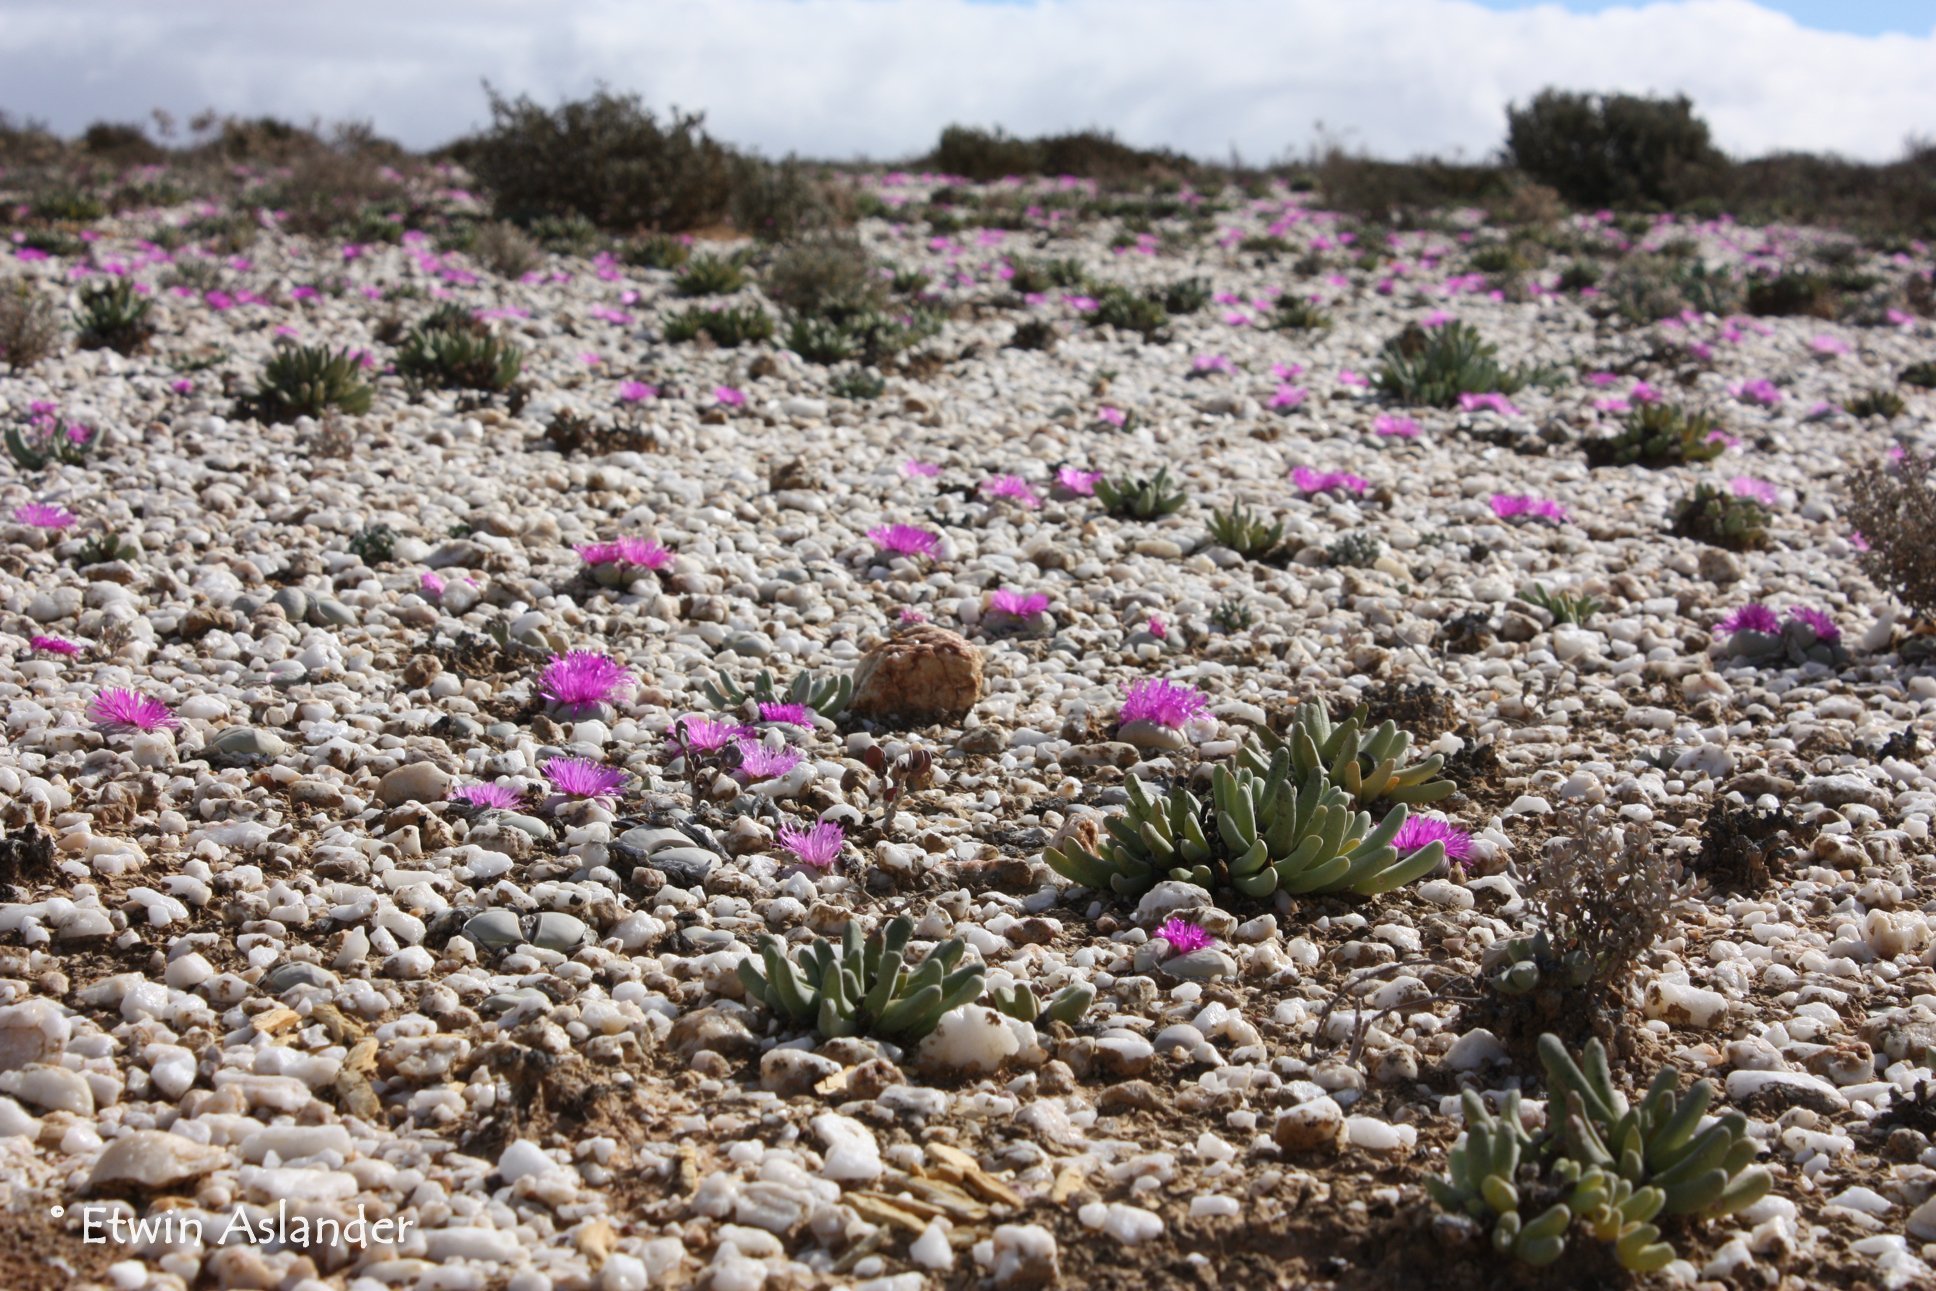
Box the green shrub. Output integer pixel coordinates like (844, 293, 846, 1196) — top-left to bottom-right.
(729, 157, 848, 242)
(1744, 269, 1837, 319)
(75, 278, 156, 354)
(625, 233, 691, 270)
(247, 344, 374, 423)
(1327, 532, 1383, 568)
(1904, 361, 1936, 390)
(467, 221, 543, 278)
(1584, 403, 1725, 468)
(931, 125, 1046, 181)
(763, 234, 884, 321)
(738, 916, 984, 1044)
(524, 213, 602, 255)
(1505, 88, 1723, 209)
(0, 280, 61, 370)
(1848, 448, 1936, 619)
(465, 86, 737, 232)
(1374, 321, 1528, 408)
(1520, 584, 1602, 626)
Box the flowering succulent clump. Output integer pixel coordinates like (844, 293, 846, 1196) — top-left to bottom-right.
(542, 756, 629, 801)
(735, 738, 804, 782)
(982, 474, 1042, 508)
(29, 635, 82, 656)
(1120, 677, 1210, 729)
(778, 820, 844, 868)
(88, 688, 179, 732)
(1291, 467, 1369, 496)
(1491, 494, 1570, 524)
(1728, 476, 1779, 506)
(1156, 917, 1215, 954)
(538, 651, 632, 715)
(450, 782, 524, 811)
(867, 524, 940, 558)
(1394, 814, 1473, 867)
(11, 502, 75, 529)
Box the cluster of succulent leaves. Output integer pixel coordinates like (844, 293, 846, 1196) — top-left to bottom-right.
(625, 233, 692, 270)
(1519, 583, 1602, 626)
(1430, 1035, 1771, 1272)
(1270, 296, 1332, 331)
(348, 524, 398, 566)
(1091, 285, 1171, 338)
(1670, 484, 1769, 551)
(1326, 532, 1383, 568)
(1096, 466, 1188, 520)
(988, 979, 1096, 1027)
(829, 368, 886, 401)
(1374, 321, 1530, 408)
(5, 417, 95, 470)
(664, 303, 774, 347)
(702, 667, 852, 718)
(1584, 402, 1726, 469)
(1724, 613, 1847, 668)
(786, 309, 940, 367)
(1903, 361, 1936, 390)
(395, 308, 523, 393)
(1210, 596, 1254, 633)
(738, 916, 986, 1044)
(1846, 387, 1906, 419)
(673, 252, 748, 297)
(1046, 705, 1452, 902)
(1208, 503, 1287, 561)
(247, 343, 374, 424)
(75, 278, 156, 355)
(72, 530, 140, 567)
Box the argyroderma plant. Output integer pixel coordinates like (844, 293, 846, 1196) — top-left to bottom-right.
(737, 915, 986, 1044)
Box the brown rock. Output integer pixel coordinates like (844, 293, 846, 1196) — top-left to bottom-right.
(849, 625, 982, 725)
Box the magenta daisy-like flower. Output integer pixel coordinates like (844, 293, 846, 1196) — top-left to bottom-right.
(1056, 466, 1101, 496)
(1156, 917, 1215, 954)
(903, 460, 941, 478)
(30, 635, 82, 656)
(88, 688, 179, 732)
(758, 702, 812, 726)
(1719, 603, 1781, 636)
(982, 475, 1042, 508)
(988, 588, 1050, 617)
(868, 524, 940, 558)
(1374, 413, 1420, 438)
(1728, 477, 1779, 506)
(898, 606, 928, 624)
(577, 538, 673, 570)
(11, 503, 75, 530)
(1490, 494, 1570, 524)
(1120, 677, 1210, 729)
(1459, 391, 1521, 417)
(1145, 615, 1167, 640)
(1393, 814, 1472, 865)
(777, 820, 844, 868)
(715, 385, 746, 407)
(420, 570, 447, 597)
(735, 738, 804, 782)
(449, 782, 524, 811)
(542, 756, 629, 800)
(1786, 606, 1840, 643)
(672, 715, 755, 754)
(539, 651, 633, 709)
(1291, 467, 1369, 496)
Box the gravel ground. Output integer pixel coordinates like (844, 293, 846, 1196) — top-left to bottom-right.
(2, 170, 1936, 1290)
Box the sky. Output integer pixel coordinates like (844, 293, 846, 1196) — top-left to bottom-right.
(0, 0, 1931, 164)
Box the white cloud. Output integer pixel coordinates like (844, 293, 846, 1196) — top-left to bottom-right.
(0, 0, 1929, 162)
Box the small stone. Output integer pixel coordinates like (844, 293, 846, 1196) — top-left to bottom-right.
(760, 1048, 842, 1096)
(378, 762, 453, 806)
(1273, 1096, 1346, 1153)
(90, 1130, 228, 1190)
(812, 1112, 883, 1182)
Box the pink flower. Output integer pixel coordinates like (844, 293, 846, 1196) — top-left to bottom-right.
(1056, 466, 1101, 496)
(714, 386, 746, 407)
(29, 635, 82, 656)
(1786, 606, 1839, 643)
(11, 503, 75, 529)
(758, 702, 812, 727)
(1291, 467, 1369, 496)
(1459, 392, 1521, 417)
(420, 570, 447, 597)
(1269, 384, 1308, 410)
(988, 588, 1049, 617)
(1156, 918, 1215, 954)
(868, 525, 940, 558)
(542, 756, 629, 801)
(1097, 407, 1127, 427)
(1850, 530, 1871, 552)
(577, 538, 673, 570)
(1490, 494, 1569, 524)
(170, 379, 195, 394)
(983, 475, 1042, 508)
(1337, 369, 1368, 388)
(903, 459, 942, 478)
(897, 605, 928, 624)
(1585, 371, 1620, 387)
(1373, 414, 1419, 438)
(1120, 678, 1209, 729)
(1145, 615, 1167, 639)
(1719, 604, 1780, 636)
(617, 380, 657, 403)
(735, 738, 804, 782)
(671, 715, 755, 754)
(1393, 814, 1472, 866)
(539, 651, 632, 709)
(1731, 379, 1783, 407)
(88, 688, 179, 732)
(1271, 362, 1304, 380)
(1729, 476, 1778, 506)
(1808, 334, 1850, 356)
(449, 783, 524, 811)
(777, 820, 844, 868)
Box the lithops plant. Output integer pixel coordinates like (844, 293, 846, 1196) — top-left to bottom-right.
(738, 915, 984, 1044)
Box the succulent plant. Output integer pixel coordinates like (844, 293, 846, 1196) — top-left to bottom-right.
(663, 302, 775, 347)
(1096, 466, 1188, 520)
(1244, 701, 1455, 810)
(737, 916, 985, 1044)
(1520, 583, 1602, 626)
(1208, 503, 1287, 561)
(248, 344, 374, 423)
(1670, 484, 1769, 552)
(702, 667, 852, 718)
(1374, 321, 1529, 408)
(673, 252, 747, 297)
(5, 416, 96, 470)
(1429, 1034, 1774, 1273)
(396, 325, 523, 393)
(1584, 402, 1725, 469)
(988, 980, 1096, 1027)
(75, 277, 156, 355)
(1484, 928, 1596, 998)
(1044, 736, 1447, 901)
